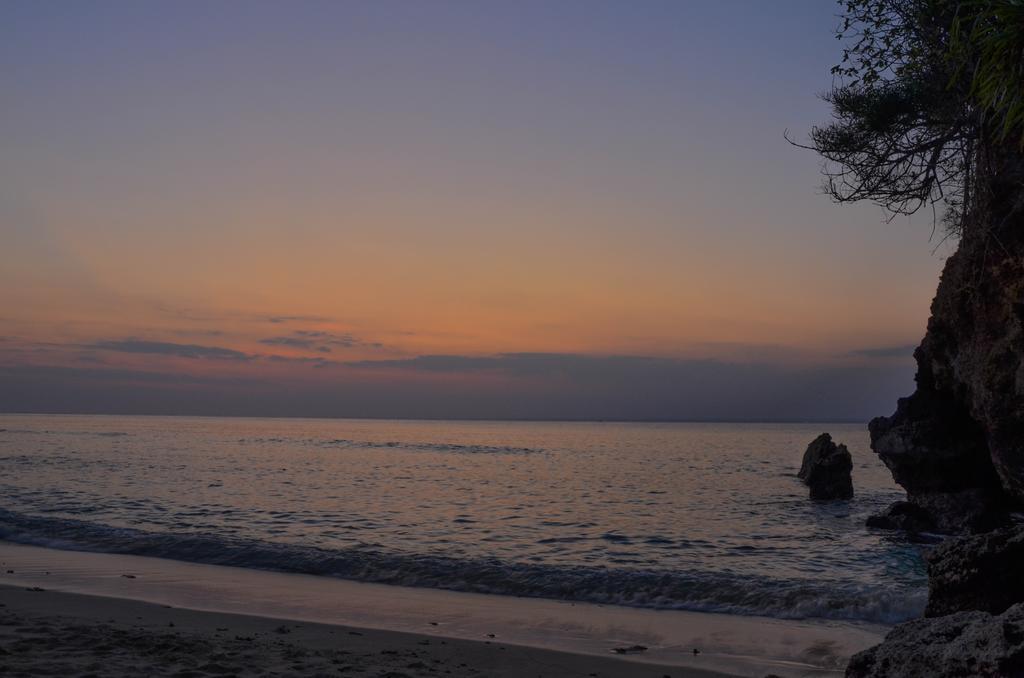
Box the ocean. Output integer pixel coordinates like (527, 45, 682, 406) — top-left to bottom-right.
(0, 414, 927, 625)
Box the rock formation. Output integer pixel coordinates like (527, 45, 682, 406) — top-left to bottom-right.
(867, 189, 1024, 533)
(798, 433, 853, 500)
(846, 602, 1024, 678)
(850, 524, 1024, 676)
(849, 156, 1024, 675)
(926, 525, 1024, 618)
(864, 501, 935, 533)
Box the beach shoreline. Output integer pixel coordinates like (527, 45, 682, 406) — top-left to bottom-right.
(0, 542, 886, 677)
(1, 584, 734, 678)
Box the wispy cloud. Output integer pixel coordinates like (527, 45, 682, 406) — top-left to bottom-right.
(849, 344, 917, 359)
(83, 337, 347, 368)
(266, 315, 333, 324)
(150, 300, 334, 327)
(87, 339, 253, 361)
(265, 354, 337, 368)
(170, 329, 225, 338)
(260, 330, 382, 353)
(346, 354, 508, 372)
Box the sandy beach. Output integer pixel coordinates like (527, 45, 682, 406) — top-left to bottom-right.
(0, 542, 886, 677)
(1, 584, 735, 678)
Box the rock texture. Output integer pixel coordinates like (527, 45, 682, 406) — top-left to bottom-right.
(846, 602, 1024, 678)
(849, 160, 1024, 675)
(798, 433, 853, 500)
(867, 192, 1024, 533)
(927, 525, 1024, 618)
(865, 501, 936, 533)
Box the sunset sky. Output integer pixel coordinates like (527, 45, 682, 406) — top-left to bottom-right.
(1, 1, 946, 420)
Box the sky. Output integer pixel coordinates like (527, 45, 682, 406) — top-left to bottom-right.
(1, 1, 948, 421)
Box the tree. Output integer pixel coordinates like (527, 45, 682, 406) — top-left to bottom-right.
(796, 0, 1024, 235)
(952, 1, 1024, 146)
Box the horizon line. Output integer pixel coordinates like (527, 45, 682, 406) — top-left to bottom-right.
(0, 410, 870, 426)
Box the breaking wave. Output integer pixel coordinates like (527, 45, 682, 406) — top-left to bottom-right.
(0, 508, 923, 624)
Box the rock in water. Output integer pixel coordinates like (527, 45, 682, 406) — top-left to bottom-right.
(926, 525, 1024, 618)
(865, 501, 936, 534)
(798, 433, 831, 480)
(845, 603, 1024, 678)
(798, 433, 853, 500)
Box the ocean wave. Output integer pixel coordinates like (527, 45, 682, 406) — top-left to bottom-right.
(0, 508, 923, 624)
(237, 437, 544, 455)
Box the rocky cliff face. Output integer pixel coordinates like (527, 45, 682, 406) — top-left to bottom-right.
(926, 525, 1024, 618)
(846, 602, 1024, 678)
(849, 525, 1024, 677)
(868, 180, 1024, 534)
(848, 161, 1024, 676)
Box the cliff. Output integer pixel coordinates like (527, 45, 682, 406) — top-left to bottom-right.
(868, 163, 1024, 534)
(848, 155, 1024, 676)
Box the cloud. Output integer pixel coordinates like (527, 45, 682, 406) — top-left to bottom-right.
(150, 302, 334, 327)
(74, 352, 107, 365)
(266, 315, 332, 324)
(0, 364, 259, 387)
(0, 364, 271, 417)
(265, 354, 337, 369)
(3, 349, 916, 422)
(259, 330, 382, 353)
(71, 336, 356, 368)
(849, 344, 918, 359)
(346, 352, 700, 377)
(260, 336, 322, 349)
(340, 351, 915, 421)
(87, 339, 253, 361)
(170, 329, 225, 338)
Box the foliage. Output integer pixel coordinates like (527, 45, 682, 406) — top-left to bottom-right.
(803, 0, 1024, 232)
(952, 1, 1024, 145)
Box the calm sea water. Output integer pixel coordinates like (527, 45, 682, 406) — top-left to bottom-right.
(0, 414, 926, 623)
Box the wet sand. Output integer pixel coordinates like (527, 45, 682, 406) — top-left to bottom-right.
(0, 542, 885, 676)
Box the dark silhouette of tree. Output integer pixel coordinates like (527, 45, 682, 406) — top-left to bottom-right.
(794, 0, 1024, 235)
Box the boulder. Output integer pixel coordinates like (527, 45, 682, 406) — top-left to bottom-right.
(927, 525, 1024, 618)
(799, 433, 853, 500)
(865, 501, 935, 534)
(869, 490, 1008, 536)
(846, 603, 1024, 678)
